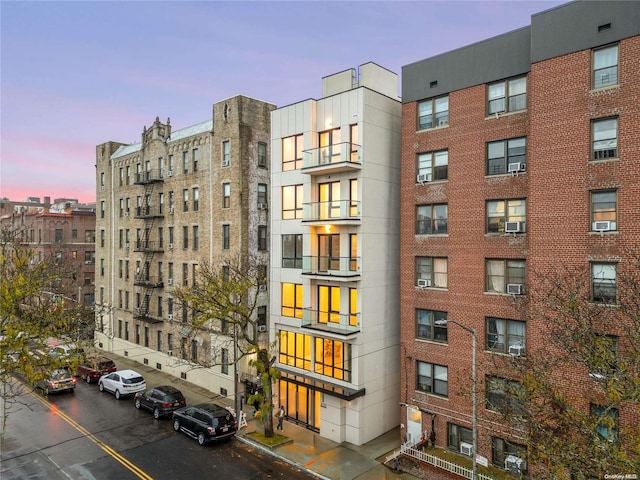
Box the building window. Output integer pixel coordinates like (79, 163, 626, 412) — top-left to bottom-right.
(281, 283, 303, 318)
(183, 263, 188, 287)
(183, 151, 188, 173)
(279, 330, 312, 371)
(222, 140, 230, 166)
(258, 183, 267, 207)
(222, 183, 230, 208)
(350, 124, 359, 162)
(157, 331, 163, 352)
(167, 333, 173, 352)
(315, 337, 351, 382)
(416, 309, 448, 343)
(183, 189, 189, 212)
(417, 150, 448, 182)
(193, 226, 199, 250)
(144, 327, 149, 347)
(222, 224, 230, 249)
(487, 199, 526, 233)
(592, 117, 618, 160)
(221, 348, 229, 374)
(593, 44, 618, 89)
(257, 225, 267, 251)
(418, 95, 449, 130)
(487, 318, 526, 355)
(193, 188, 199, 211)
(591, 262, 616, 303)
(487, 137, 526, 175)
(415, 257, 448, 288)
(592, 404, 619, 442)
(257, 142, 267, 168)
(591, 190, 617, 231)
(191, 339, 198, 362)
(416, 204, 448, 234)
(486, 259, 525, 294)
(257, 306, 266, 328)
(319, 128, 341, 164)
(487, 76, 526, 115)
(193, 148, 199, 172)
(282, 184, 303, 219)
(589, 335, 618, 379)
(491, 437, 527, 471)
(417, 361, 448, 397)
(282, 134, 303, 171)
(182, 226, 188, 249)
(448, 424, 472, 452)
(282, 234, 303, 268)
(317, 285, 340, 324)
(486, 376, 525, 415)
(135, 325, 141, 344)
(100, 230, 105, 248)
(125, 322, 129, 341)
(100, 201, 105, 219)
(55, 229, 63, 243)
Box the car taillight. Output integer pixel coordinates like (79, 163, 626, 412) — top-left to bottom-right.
(70, 378, 76, 384)
(49, 382, 59, 388)
(207, 427, 214, 434)
(161, 402, 171, 407)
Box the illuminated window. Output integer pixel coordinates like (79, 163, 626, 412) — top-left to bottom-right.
(282, 134, 303, 171)
(281, 283, 303, 318)
(315, 337, 351, 381)
(279, 330, 311, 371)
(318, 285, 340, 324)
(282, 185, 303, 219)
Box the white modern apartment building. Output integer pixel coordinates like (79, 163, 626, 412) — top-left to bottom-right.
(270, 63, 401, 445)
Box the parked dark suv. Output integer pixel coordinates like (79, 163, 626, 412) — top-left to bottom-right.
(134, 386, 186, 419)
(172, 403, 237, 445)
(77, 356, 116, 383)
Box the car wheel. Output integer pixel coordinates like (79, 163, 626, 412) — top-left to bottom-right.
(44, 387, 50, 396)
(98, 382, 104, 392)
(115, 389, 121, 400)
(197, 432, 206, 445)
(86, 374, 92, 383)
(173, 419, 180, 431)
(135, 398, 141, 409)
(153, 408, 160, 419)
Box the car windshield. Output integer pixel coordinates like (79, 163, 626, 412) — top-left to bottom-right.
(163, 392, 184, 401)
(123, 376, 143, 384)
(50, 370, 68, 380)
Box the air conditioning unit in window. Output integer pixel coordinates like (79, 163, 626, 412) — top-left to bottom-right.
(258, 284, 267, 291)
(222, 159, 230, 167)
(509, 344, 525, 357)
(125, 242, 130, 249)
(508, 162, 526, 174)
(167, 170, 173, 177)
(417, 279, 431, 288)
(505, 455, 526, 474)
(100, 186, 105, 192)
(507, 283, 524, 295)
(505, 221, 523, 233)
(167, 349, 173, 356)
(169, 207, 174, 214)
(257, 202, 268, 210)
(257, 325, 268, 333)
(124, 212, 129, 217)
(85, 260, 92, 265)
(167, 279, 173, 285)
(168, 243, 173, 250)
(460, 442, 473, 456)
(416, 173, 432, 184)
(167, 314, 173, 320)
(593, 221, 611, 232)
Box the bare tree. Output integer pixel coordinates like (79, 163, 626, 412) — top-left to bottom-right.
(488, 254, 640, 478)
(170, 255, 281, 437)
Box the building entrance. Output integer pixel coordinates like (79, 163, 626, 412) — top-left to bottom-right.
(278, 378, 321, 432)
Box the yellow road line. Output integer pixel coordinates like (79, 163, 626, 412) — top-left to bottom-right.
(31, 391, 153, 480)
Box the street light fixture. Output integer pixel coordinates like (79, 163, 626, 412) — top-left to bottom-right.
(446, 319, 478, 480)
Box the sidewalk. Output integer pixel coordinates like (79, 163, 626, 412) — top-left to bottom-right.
(108, 353, 431, 480)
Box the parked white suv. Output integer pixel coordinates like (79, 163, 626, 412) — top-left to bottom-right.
(98, 369, 145, 399)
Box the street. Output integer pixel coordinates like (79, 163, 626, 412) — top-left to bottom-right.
(1, 378, 315, 480)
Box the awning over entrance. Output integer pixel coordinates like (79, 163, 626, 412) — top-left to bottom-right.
(280, 369, 366, 401)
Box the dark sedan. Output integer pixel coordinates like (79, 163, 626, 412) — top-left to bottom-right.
(172, 403, 237, 445)
(134, 385, 186, 419)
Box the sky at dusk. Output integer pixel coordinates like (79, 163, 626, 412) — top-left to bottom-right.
(1, 0, 566, 204)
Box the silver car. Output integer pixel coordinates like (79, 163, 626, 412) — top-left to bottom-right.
(36, 368, 76, 395)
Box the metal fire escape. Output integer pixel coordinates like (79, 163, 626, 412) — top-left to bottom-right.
(133, 168, 164, 324)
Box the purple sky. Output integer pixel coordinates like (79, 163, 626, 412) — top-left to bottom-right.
(1, 0, 565, 204)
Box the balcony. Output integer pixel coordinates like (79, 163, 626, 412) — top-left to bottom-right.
(302, 142, 362, 174)
(134, 240, 163, 253)
(133, 308, 163, 324)
(135, 205, 164, 219)
(302, 200, 360, 224)
(302, 256, 360, 279)
(301, 308, 360, 335)
(134, 169, 164, 185)
(133, 275, 164, 288)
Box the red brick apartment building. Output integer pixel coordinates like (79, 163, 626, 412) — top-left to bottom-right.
(399, 1, 639, 477)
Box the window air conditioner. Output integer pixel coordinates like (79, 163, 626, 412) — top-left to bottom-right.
(222, 159, 230, 167)
(100, 186, 105, 192)
(460, 442, 473, 456)
(507, 284, 524, 295)
(125, 242, 130, 249)
(167, 170, 173, 177)
(505, 455, 526, 474)
(167, 349, 173, 356)
(509, 344, 525, 357)
(417, 279, 431, 288)
(258, 284, 267, 291)
(167, 279, 173, 285)
(124, 212, 129, 217)
(508, 162, 526, 173)
(168, 243, 173, 250)
(504, 221, 523, 233)
(167, 314, 173, 320)
(169, 207, 174, 214)
(416, 173, 432, 184)
(257, 325, 268, 333)
(257, 202, 268, 210)
(593, 221, 611, 232)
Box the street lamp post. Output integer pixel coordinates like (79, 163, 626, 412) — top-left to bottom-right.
(447, 320, 478, 480)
